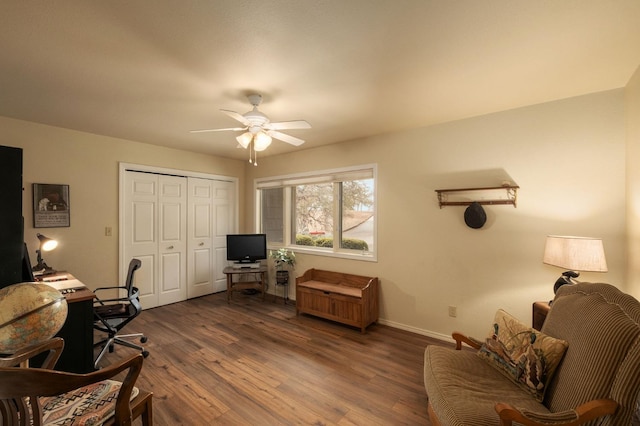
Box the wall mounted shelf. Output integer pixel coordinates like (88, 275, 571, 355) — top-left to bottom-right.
(435, 185, 519, 208)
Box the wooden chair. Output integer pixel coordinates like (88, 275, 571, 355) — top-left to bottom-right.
(0, 338, 153, 426)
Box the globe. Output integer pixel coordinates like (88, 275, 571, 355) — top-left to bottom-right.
(0, 282, 68, 354)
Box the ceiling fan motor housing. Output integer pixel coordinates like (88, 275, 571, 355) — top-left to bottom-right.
(247, 94, 263, 107)
(244, 109, 269, 129)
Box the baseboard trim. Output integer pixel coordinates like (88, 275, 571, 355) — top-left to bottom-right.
(284, 294, 455, 344)
(377, 318, 454, 343)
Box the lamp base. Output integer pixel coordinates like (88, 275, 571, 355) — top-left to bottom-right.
(32, 249, 56, 276)
(553, 270, 580, 293)
(32, 262, 56, 276)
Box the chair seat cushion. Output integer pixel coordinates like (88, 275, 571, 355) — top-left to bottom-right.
(41, 379, 139, 426)
(94, 303, 129, 318)
(424, 345, 549, 425)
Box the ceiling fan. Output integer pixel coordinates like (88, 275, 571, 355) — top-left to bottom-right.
(190, 94, 311, 165)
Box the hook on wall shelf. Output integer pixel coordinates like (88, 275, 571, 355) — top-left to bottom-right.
(435, 185, 519, 209)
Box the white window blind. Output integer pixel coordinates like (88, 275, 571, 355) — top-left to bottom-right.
(256, 167, 374, 189)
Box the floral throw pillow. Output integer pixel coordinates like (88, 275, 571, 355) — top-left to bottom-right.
(477, 309, 568, 402)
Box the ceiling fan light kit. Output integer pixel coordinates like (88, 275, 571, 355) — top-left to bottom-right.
(253, 131, 272, 151)
(191, 93, 311, 166)
(236, 132, 252, 149)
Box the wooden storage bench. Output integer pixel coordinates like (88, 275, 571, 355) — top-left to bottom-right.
(296, 268, 379, 333)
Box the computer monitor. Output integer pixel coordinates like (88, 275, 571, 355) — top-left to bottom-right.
(226, 234, 267, 264)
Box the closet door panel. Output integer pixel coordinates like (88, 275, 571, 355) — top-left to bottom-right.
(194, 249, 211, 284)
(134, 254, 156, 301)
(160, 251, 182, 292)
(124, 172, 159, 308)
(187, 178, 214, 298)
(133, 203, 155, 242)
(212, 181, 235, 292)
(157, 175, 187, 306)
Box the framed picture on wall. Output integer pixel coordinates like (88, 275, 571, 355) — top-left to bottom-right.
(33, 183, 70, 228)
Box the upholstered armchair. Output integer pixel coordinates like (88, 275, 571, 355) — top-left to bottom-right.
(424, 282, 640, 425)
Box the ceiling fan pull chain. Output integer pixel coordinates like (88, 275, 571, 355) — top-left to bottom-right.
(253, 144, 258, 166)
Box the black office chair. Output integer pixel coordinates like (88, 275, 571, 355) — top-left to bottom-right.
(93, 258, 149, 369)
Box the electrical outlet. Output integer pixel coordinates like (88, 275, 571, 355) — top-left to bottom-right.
(448, 305, 457, 318)
(105, 226, 112, 237)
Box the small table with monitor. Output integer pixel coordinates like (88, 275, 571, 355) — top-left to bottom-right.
(223, 265, 267, 303)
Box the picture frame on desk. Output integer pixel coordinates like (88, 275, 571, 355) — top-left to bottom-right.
(33, 183, 70, 228)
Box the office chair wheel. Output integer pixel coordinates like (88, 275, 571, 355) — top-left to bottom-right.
(142, 350, 149, 358)
(140, 336, 148, 344)
(108, 344, 115, 353)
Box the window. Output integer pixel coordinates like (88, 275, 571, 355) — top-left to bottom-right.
(257, 165, 376, 260)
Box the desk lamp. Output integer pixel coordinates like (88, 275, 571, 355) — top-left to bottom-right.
(543, 235, 607, 293)
(31, 233, 58, 274)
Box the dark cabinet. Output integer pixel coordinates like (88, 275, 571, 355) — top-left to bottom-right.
(56, 290, 96, 373)
(0, 145, 23, 289)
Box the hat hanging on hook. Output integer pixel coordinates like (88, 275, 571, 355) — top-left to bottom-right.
(464, 202, 486, 229)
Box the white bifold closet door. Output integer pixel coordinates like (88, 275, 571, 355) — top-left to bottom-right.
(187, 177, 234, 298)
(123, 170, 236, 309)
(123, 172, 187, 309)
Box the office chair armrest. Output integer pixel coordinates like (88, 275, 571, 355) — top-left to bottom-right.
(94, 296, 132, 305)
(93, 285, 128, 293)
(94, 286, 134, 306)
(94, 288, 140, 305)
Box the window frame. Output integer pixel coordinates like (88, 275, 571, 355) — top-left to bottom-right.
(255, 164, 377, 262)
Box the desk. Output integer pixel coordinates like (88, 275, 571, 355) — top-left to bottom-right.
(223, 266, 267, 302)
(38, 273, 95, 373)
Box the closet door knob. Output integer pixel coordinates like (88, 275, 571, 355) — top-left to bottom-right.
(199, 242, 204, 246)
(167, 245, 174, 250)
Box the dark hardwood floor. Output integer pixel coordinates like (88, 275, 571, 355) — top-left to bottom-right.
(96, 292, 446, 425)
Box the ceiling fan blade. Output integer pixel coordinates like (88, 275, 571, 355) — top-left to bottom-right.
(268, 120, 311, 130)
(190, 127, 246, 133)
(268, 131, 305, 146)
(221, 109, 251, 126)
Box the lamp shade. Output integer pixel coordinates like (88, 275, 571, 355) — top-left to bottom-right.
(0, 282, 68, 354)
(543, 235, 608, 272)
(37, 233, 58, 251)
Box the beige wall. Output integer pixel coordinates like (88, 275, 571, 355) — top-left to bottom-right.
(0, 87, 630, 340)
(627, 65, 640, 296)
(246, 89, 627, 339)
(0, 116, 245, 290)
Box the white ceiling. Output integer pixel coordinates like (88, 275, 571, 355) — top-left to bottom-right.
(1, 1, 639, 161)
